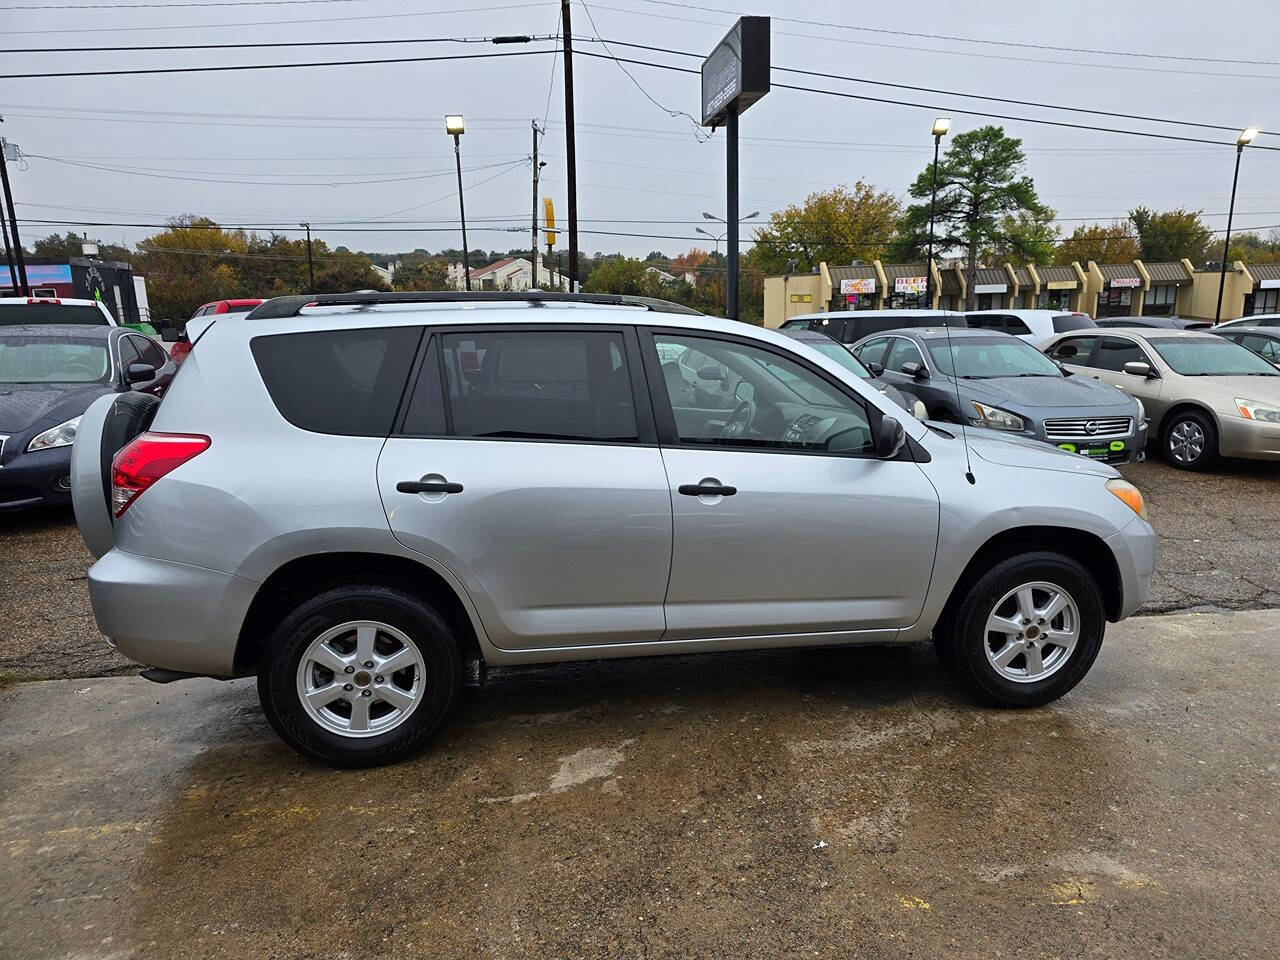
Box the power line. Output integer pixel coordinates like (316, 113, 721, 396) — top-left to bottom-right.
(0, 33, 555, 54)
(4, 0, 408, 9)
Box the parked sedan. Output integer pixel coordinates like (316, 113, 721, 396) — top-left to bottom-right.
(1215, 313, 1280, 330)
(1096, 316, 1211, 331)
(0, 325, 174, 509)
(1042, 327, 1280, 470)
(1212, 326, 1280, 369)
(780, 328, 927, 419)
(852, 327, 1146, 464)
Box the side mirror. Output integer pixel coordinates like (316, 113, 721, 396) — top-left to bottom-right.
(1123, 361, 1154, 378)
(697, 365, 725, 383)
(865, 361, 885, 377)
(126, 362, 157, 384)
(900, 361, 929, 379)
(876, 415, 906, 459)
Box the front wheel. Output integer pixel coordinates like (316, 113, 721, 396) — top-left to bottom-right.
(935, 552, 1105, 707)
(1163, 410, 1218, 471)
(257, 585, 461, 766)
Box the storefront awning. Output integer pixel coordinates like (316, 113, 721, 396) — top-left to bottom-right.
(1099, 263, 1141, 288)
(1144, 262, 1192, 286)
(1036, 265, 1080, 289)
(1250, 263, 1280, 290)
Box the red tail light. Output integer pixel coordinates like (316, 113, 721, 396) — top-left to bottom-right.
(111, 432, 210, 518)
(169, 340, 192, 365)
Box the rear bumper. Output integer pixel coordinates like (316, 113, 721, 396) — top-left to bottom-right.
(0, 447, 73, 510)
(1105, 515, 1158, 621)
(1218, 415, 1280, 460)
(88, 548, 259, 676)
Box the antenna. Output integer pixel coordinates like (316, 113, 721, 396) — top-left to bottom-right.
(941, 312, 976, 485)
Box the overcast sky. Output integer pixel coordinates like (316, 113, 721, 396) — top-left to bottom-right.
(4, 0, 1280, 262)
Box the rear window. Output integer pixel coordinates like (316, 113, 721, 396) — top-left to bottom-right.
(251, 326, 422, 435)
(0, 304, 108, 326)
(1052, 313, 1097, 333)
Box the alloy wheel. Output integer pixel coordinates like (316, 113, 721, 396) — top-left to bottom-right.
(983, 581, 1080, 683)
(295, 620, 426, 737)
(1168, 420, 1205, 464)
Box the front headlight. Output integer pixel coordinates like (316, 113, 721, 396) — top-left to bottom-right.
(971, 402, 1025, 431)
(1106, 478, 1148, 521)
(1234, 398, 1280, 423)
(27, 416, 81, 453)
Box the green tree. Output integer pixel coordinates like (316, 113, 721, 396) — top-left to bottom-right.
(1225, 229, 1280, 264)
(751, 182, 900, 276)
(392, 257, 450, 290)
(313, 250, 390, 293)
(1053, 221, 1141, 266)
(30, 230, 131, 263)
(1128, 206, 1213, 264)
(583, 257, 659, 296)
(982, 208, 1060, 266)
(133, 217, 250, 320)
(890, 125, 1049, 308)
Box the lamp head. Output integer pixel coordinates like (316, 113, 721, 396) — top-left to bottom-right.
(445, 114, 466, 136)
(1238, 126, 1259, 146)
(932, 117, 951, 138)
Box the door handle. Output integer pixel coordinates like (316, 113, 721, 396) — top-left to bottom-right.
(397, 479, 463, 494)
(678, 481, 736, 497)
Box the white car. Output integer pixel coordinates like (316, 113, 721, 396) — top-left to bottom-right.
(1216, 313, 1280, 330)
(0, 296, 117, 327)
(966, 309, 1097, 345)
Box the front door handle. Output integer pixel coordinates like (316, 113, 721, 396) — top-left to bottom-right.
(397, 479, 463, 494)
(678, 480, 736, 497)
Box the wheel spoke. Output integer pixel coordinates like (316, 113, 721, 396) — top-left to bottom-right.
(354, 624, 377, 664)
(305, 683, 346, 710)
(992, 640, 1023, 667)
(310, 642, 350, 675)
(1045, 627, 1077, 648)
(1016, 588, 1037, 622)
(987, 613, 1022, 636)
(376, 647, 418, 676)
(348, 695, 371, 732)
(1023, 644, 1045, 677)
(1038, 591, 1069, 623)
(378, 683, 416, 711)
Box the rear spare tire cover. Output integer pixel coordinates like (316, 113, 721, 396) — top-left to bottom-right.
(71, 392, 160, 559)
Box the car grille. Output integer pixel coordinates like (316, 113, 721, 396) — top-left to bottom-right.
(1043, 416, 1133, 441)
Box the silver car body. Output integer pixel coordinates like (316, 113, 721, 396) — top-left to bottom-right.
(1041, 327, 1280, 461)
(76, 300, 1156, 678)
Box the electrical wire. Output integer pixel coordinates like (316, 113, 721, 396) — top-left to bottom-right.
(0, 33, 555, 54)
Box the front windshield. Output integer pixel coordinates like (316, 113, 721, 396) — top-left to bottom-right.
(926, 336, 1062, 378)
(1148, 337, 1280, 376)
(0, 336, 111, 383)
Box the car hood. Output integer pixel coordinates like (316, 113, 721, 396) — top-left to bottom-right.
(0, 383, 115, 433)
(960, 426, 1120, 478)
(960, 374, 1129, 409)
(1181, 374, 1280, 402)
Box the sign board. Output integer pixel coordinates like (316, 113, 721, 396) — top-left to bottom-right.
(1045, 279, 1076, 290)
(789, 293, 812, 303)
(894, 276, 927, 295)
(840, 278, 875, 295)
(1259, 278, 1280, 290)
(1110, 276, 1141, 288)
(974, 283, 1008, 294)
(701, 17, 771, 127)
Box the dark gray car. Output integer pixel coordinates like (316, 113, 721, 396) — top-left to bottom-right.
(779, 328, 927, 419)
(852, 327, 1148, 464)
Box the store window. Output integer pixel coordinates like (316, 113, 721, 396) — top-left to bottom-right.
(1143, 284, 1177, 316)
(1251, 289, 1280, 314)
(976, 293, 996, 310)
(1037, 289, 1072, 310)
(1096, 287, 1133, 318)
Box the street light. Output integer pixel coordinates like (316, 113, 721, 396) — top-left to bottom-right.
(925, 117, 950, 310)
(445, 114, 471, 291)
(1216, 126, 1259, 322)
(299, 221, 314, 293)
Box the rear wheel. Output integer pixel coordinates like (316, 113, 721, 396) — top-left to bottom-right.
(1163, 410, 1218, 471)
(257, 585, 460, 766)
(935, 552, 1105, 707)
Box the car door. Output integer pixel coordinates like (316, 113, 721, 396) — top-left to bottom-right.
(644, 328, 940, 641)
(1088, 335, 1164, 409)
(378, 326, 673, 652)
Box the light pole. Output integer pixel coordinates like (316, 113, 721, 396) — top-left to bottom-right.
(925, 117, 950, 310)
(701, 210, 758, 318)
(299, 222, 314, 293)
(1215, 126, 1258, 323)
(445, 114, 471, 291)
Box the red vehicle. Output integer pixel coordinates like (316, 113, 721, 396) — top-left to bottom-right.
(170, 298, 263, 364)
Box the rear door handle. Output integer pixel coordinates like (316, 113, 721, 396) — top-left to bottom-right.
(397, 479, 463, 494)
(678, 480, 736, 497)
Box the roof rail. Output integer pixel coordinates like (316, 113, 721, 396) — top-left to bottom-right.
(244, 290, 703, 320)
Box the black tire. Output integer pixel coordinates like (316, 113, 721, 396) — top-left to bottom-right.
(1162, 409, 1218, 471)
(257, 584, 461, 767)
(937, 552, 1105, 707)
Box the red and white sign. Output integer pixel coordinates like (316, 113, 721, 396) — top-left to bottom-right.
(1110, 277, 1141, 288)
(840, 278, 875, 295)
(894, 276, 927, 294)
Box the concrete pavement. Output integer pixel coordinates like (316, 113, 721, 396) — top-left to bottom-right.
(2, 609, 1277, 959)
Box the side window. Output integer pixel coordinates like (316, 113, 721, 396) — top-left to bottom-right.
(1094, 337, 1151, 372)
(136, 338, 166, 368)
(652, 334, 873, 455)
(251, 326, 422, 436)
(1003, 315, 1032, 335)
(117, 336, 141, 369)
(439, 330, 637, 442)
(885, 337, 925, 372)
(1244, 334, 1280, 362)
(1047, 336, 1098, 365)
(854, 337, 891, 368)
(966, 314, 1000, 330)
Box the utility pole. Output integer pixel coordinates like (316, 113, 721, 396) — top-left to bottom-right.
(0, 123, 30, 297)
(560, 0, 579, 291)
(299, 222, 314, 293)
(531, 120, 540, 288)
(0, 200, 15, 295)
(725, 109, 738, 321)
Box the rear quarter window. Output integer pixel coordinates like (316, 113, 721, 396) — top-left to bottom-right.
(1052, 314, 1096, 333)
(251, 326, 422, 435)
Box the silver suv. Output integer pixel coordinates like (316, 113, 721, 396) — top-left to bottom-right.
(71, 292, 1156, 766)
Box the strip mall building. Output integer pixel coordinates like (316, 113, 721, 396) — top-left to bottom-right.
(764, 257, 1275, 328)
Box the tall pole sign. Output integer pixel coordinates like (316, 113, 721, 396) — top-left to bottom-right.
(701, 17, 769, 321)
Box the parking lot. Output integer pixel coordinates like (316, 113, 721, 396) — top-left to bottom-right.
(2, 456, 1278, 959)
